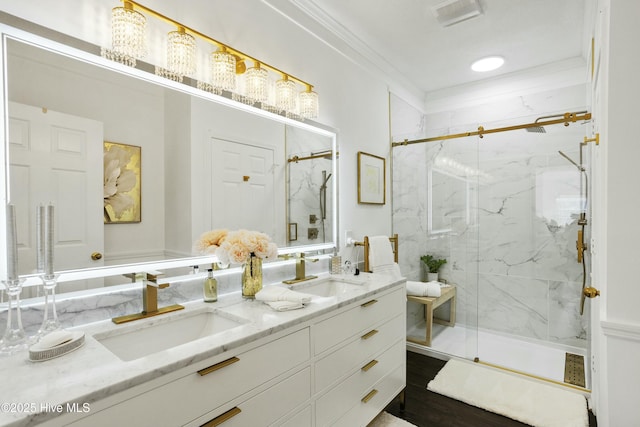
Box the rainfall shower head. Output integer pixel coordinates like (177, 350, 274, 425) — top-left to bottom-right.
(526, 126, 546, 133)
(311, 150, 333, 160)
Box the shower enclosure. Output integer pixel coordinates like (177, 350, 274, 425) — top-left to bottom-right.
(285, 126, 334, 245)
(392, 111, 593, 388)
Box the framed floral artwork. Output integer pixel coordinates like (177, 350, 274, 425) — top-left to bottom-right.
(357, 151, 386, 205)
(103, 141, 141, 223)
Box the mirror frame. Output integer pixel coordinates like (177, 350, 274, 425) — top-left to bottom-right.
(0, 19, 338, 286)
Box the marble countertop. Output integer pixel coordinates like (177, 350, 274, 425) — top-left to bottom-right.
(0, 272, 404, 427)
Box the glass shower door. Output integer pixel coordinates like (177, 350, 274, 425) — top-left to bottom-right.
(474, 120, 591, 388)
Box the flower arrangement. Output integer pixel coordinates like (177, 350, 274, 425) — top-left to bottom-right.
(194, 229, 229, 254)
(195, 228, 278, 264)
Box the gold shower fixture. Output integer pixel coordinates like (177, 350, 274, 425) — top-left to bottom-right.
(106, 0, 319, 118)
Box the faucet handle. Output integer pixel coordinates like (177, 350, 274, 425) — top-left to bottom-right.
(296, 253, 319, 262)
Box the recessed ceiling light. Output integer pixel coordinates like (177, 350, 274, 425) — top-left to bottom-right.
(471, 56, 504, 72)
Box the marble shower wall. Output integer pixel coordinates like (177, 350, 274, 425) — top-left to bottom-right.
(392, 104, 589, 348)
(286, 126, 334, 246)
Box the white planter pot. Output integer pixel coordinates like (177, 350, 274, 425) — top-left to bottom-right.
(427, 272, 439, 282)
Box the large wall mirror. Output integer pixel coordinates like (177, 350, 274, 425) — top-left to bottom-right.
(2, 21, 337, 294)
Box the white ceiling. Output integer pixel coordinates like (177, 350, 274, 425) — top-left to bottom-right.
(268, 0, 592, 99)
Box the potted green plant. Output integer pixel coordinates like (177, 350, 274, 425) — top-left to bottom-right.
(420, 254, 446, 282)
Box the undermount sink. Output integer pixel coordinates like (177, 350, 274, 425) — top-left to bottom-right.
(94, 308, 247, 361)
(291, 279, 362, 298)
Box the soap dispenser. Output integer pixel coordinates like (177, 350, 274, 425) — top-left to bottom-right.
(203, 268, 218, 302)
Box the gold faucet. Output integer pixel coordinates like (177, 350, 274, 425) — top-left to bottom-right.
(281, 253, 319, 284)
(112, 271, 184, 324)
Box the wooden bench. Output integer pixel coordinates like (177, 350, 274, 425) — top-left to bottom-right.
(407, 285, 456, 347)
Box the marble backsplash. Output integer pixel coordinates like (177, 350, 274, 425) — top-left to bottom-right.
(0, 259, 330, 335)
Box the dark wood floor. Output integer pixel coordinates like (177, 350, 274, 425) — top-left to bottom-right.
(384, 351, 598, 427)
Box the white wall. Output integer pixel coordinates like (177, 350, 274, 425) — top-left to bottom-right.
(0, 0, 393, 256)
(6, 39, 167, 264)
(591, 1, 640, 425)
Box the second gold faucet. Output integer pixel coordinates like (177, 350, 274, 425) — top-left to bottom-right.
(281, 253, 318, 284)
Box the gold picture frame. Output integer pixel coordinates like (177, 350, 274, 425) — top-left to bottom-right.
(103, 141, 141, 223)
(357, 151, 386, 205)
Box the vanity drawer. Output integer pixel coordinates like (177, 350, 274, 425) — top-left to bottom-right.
(313, 288, 404, 355)
(70, 328, 310, 427)
(195, 367, 311, 427)
(334, 363, 406, 427)
(280, 405, 312, 427)
(315, 313, 404, 392)
(315, 338, 405, 427)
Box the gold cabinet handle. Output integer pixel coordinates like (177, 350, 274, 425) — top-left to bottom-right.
(361, 299, 378, 308)
(202, 407, 241, 427)
(361, 389, 378, 403)
(91, 252, 103, 260)
(243, 175, 250, 182)
(198, 356, 240, 376)
(361, 359, 378, 372)
(361, 329, 378, 340)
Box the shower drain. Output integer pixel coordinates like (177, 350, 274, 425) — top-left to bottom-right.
(564, 353, 586, 388)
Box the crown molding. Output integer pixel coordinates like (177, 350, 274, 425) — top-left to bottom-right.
(262, 0, 426, 112)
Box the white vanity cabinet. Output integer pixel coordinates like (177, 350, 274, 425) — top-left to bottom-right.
(313, 287, 406, 426)
(37, 280, 405, 427)
(59, 329, 311, 427)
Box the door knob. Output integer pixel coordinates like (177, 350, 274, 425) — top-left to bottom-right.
(91, 252, 103, 261)
(583, 287, 600, 298)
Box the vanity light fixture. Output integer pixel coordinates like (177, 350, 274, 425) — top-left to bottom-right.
(245, 62, 268, 102)
(210, 47, 236, 91)
(166, 26, 197, 77)
(471, 56, 504, 72)
(275, 75, 297, 113)
(103, 1, 147, 66)
(299, 85, 319, 119)
(105, 0, 320, 119)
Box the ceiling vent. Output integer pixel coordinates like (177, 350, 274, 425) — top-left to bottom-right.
(432, 0, 483, 27)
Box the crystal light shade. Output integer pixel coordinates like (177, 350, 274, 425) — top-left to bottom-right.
(299, 87, 319, 119)
(167, 27, 196, 77)
(210, 48, 236, 91)
(110, 2, 147, 59)
(275, 77, 297, 113)
(245, 63, 268, 102)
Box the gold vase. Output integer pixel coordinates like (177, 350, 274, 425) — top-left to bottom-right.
(242, 255, 263, 298)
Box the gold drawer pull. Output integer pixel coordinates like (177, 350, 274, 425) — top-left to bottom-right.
(361, 299, 378, 308)
(198, 356, 240, 376)
(361, 329, 378, 340)
(201, 407, 241, 426)
(361, 359, 379, 372)
(361, 389, 378, 404)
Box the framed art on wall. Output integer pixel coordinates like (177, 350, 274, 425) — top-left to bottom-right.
(358, 151, 386, 205)
(103, 141, 141, 223)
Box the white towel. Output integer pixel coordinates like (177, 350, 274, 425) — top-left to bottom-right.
(372, 262, 403, 279)
(406, 280, 441, 297)
(255, 286, 314, 304)
(265, 301, 304, 311)
(368, 236, 395, 269)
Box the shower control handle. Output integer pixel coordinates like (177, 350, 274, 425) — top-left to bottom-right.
(583, 287, 600, 299)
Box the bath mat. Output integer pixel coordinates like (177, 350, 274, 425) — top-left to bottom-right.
(368, 411, 417, 427)
(427, 359, 589, 427)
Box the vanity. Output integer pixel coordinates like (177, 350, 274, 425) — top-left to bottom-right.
(0, 12, 406, 427)
(0, 274, 406, 427)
